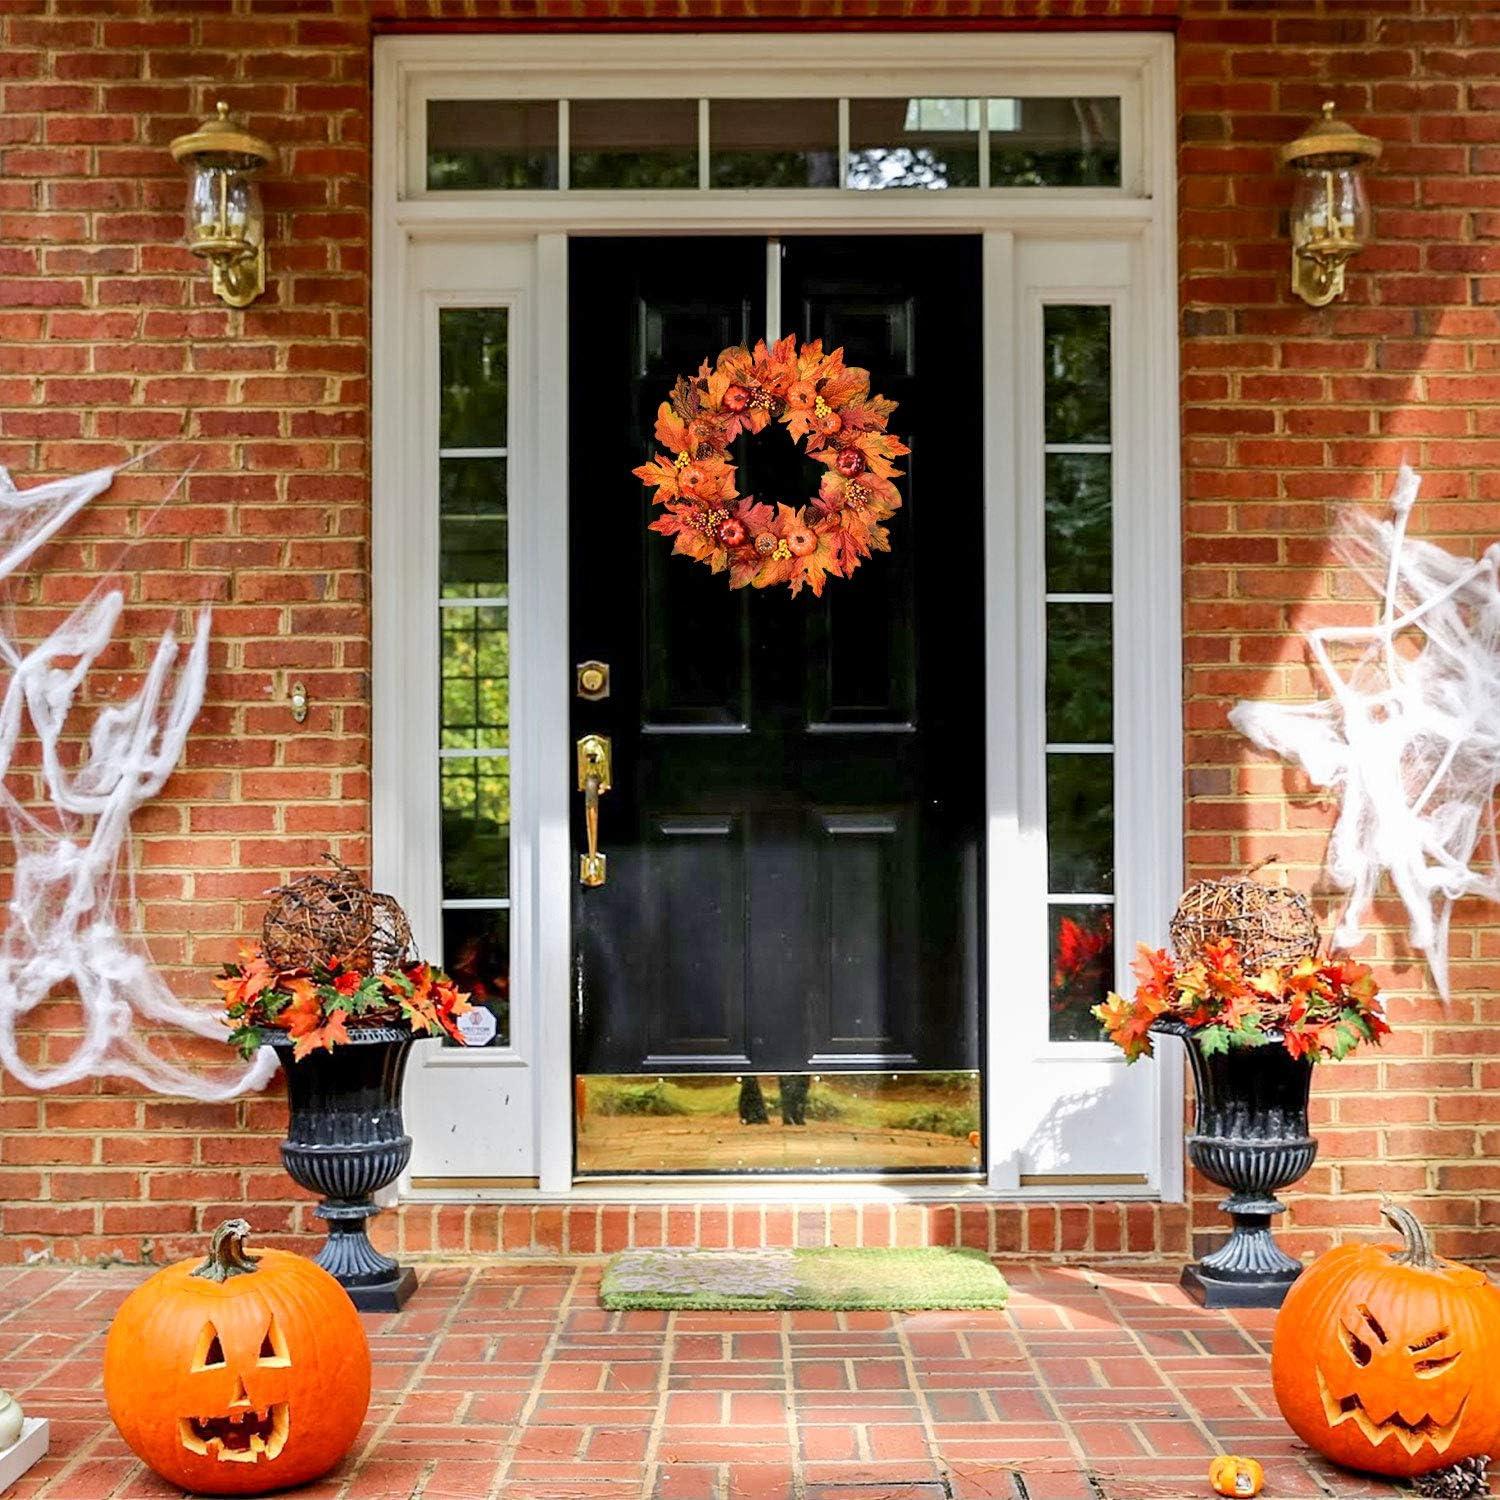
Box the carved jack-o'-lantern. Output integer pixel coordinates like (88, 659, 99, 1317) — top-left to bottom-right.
(103, 1220, 370, 1495)
(1272, 1204, 1500, 1478)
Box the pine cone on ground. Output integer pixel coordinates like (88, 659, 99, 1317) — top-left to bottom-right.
(1414, 1456, 1491, 1498)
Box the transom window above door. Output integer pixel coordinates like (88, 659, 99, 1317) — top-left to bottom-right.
(424, 96, 1122, 192)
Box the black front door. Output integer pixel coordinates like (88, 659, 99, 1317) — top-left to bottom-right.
(570, 235, 984, 1081)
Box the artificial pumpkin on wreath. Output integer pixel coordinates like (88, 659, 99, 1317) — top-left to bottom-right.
(1272, 1203, 1500, 1478)
(103, 1219, 370, 1495)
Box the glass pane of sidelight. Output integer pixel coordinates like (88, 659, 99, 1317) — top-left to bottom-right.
(1047, 904, 1115, 1042)
(570, 98, 699, 189)
(1046, 754, 1114, 893)
(440, 605, 509, 748)
(441, 907, 511, 1047)
(1045, 602, 1112, 744)
(440, 761, 510, 900)
(989, 96, 1122, 187)
(1044, 453, 1112, 593)
(846, 97, 981, 190)
(426, 99, 559, 190)
(1043, 305, 1111, 445)
(440, 307, 509, 448)
(440, 457, 507, 518)
(440, 516, 508, 597)
(710, 98, 840, 188)
(575, 1071, 982, 1175)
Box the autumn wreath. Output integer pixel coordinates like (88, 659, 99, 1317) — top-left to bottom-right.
(632, 334, 909, 598)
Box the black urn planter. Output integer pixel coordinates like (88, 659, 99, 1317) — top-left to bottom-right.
(1155, 1018, 1318, 1309)
(270, 1026, 417, 1312)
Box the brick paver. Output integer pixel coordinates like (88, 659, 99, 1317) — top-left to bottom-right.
(0, 1260, 1402, 1499)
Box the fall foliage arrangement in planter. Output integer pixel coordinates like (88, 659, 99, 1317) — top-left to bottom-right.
(633, 334, 909, 598)
(216, 859, 471, 1312)
(1094, 871, 1390, 1310)
(219, 858, 471, 1059)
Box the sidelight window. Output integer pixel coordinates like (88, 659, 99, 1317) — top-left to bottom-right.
(436, 307, 512, 1046)
(1041, 305, 1116, 1043)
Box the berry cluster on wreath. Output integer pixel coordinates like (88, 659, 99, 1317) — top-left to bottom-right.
(633, 334, 909, 598)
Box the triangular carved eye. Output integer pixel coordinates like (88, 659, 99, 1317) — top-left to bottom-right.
(1340, 1321, 1372, 1367)
(257, 1314, 290, 1366)
(193, 1325, 226, 1371)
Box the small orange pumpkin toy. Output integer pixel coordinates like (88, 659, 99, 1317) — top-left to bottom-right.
(1208, 1454, 1264, 1497)
(1272, 1202, 1500, 1478)
(103, 1219, 370, 1496)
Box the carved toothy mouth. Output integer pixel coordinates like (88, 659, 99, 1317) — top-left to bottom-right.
(1317, 1368, 1466, 1457)
(178, 1403, 289, 1463)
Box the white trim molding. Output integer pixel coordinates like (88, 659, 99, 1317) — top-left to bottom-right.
(373, 28, 1183, 1201)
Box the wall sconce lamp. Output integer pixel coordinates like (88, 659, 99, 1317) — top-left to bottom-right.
(168, 102, 275, 308)
(1278, 101, 1381, 308)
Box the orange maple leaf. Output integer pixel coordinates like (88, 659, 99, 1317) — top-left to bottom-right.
(291, 1007, 350, 1061)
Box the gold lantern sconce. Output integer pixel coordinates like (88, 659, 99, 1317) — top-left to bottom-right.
(168, 102, 275, 308)
(1278, 101, 1381, 308)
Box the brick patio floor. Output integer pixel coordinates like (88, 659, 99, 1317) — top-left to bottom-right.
(1, 1259, 1406, 1500)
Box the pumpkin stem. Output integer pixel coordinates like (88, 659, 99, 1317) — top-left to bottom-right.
(1382, 1199, 1440, 1270)
(191, 1218, 261, 1282)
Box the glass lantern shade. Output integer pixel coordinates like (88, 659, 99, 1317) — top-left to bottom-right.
(184, 155, 264, 262)
(1289, 160, 1370, 261)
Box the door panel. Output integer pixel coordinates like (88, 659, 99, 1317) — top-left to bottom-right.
(570, 235, 984, 1094)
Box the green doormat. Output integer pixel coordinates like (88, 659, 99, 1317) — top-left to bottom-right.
(599, 1246, 1009, 1312)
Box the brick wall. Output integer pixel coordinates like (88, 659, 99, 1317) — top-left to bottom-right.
(1, 0, 1497, 1268)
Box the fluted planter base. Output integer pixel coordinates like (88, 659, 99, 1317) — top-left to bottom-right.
(1155, 1019, 1317, 1311)
(271, 1028, 418, 1312)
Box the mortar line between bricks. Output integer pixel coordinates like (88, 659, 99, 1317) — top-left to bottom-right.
(635, 1297, 676, 1500)
(780, 1302, 806, 1499)
(487, 1260, 585, 1500)
(385, 1265, 475, 1500)
(890, 1296, 952, 1492)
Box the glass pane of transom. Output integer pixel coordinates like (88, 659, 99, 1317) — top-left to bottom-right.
(846, 98, 981, 190)
(989, 96, 1121, 187)
(1047, 904, 1114, 1042)
(1044, 453, 1112, 593)
(710, 98, 839, 188)
(427, 99, 559, 190)
(570, 98, 699, 189)
(1046, 754, 1114, 893)
(440, 307, 508, 448)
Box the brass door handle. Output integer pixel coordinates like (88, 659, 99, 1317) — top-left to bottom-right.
(576, 734, 611, 886)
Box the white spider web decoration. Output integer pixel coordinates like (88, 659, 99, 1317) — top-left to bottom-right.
(0, 461, 276, 1098)
(1229, 465, 1500, 999)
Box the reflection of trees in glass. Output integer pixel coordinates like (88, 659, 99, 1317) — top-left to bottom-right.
(1043, 306, 1111, 445)
(1045, 602, 1112, 743)
(1046, 754, 1114, 893)
(428, 151, 557, 191)
(1049, 907, 1114, 1041)
(571, 152, 698, 190)
(845, 146, 977, 191)
(441, 607, 509, 746)
(711, 151, 840, 188)
(1044, 454, 1112, 593)
(991, 146, 1120, 188)
(439, 308, 508, 448)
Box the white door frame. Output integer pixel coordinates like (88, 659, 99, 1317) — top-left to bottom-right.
(372, 30, 1183, 1200)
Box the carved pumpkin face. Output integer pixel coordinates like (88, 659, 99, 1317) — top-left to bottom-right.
(104, 1221, 370, 1496)
(1272, 1205, 1500, 1478)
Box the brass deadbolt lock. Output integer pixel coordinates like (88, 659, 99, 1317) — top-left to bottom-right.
(576, 660, 609, 700)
